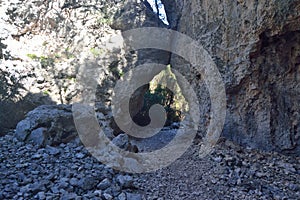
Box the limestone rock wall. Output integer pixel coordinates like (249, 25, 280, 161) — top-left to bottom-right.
(0, 0, 167, 134)
(166, 0, 300, 155)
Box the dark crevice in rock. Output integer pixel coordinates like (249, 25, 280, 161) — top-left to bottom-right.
(161, 0, 182, 30)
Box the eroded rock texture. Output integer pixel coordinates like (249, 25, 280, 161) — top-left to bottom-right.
(164, 0, 300, 154)
(15, 105, 76, 147)
(0, 0, 167, 134)
(2, 0, 299, 155)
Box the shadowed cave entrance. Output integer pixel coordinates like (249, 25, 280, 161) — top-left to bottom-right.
(131, 65, 187, 128)
(109, 65, 188, 152)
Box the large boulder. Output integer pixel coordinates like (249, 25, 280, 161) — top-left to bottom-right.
(15, 105, 76, 146)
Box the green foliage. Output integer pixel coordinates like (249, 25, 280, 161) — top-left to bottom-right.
(118, 71, 124, 77)
(67, 77, 76, 82)
(97, 17, 112, 25)
(43, 90, 50, 95)
(138, 65, 187, 126)
(90, 48, 104, 56)
(142, 84, 182, 126)
(40, 56, 55, 68)
(54, 54, 61, 59)
(42, 41, 48, 46)
(64, 47, 75, 59)
(26, 54, 38, 60)
(27, 54, 55, 67)
(144, 85, 172, 109)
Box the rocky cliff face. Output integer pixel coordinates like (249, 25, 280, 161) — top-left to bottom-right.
(164, 0, 300, 155)
(0, 0, 167, 134)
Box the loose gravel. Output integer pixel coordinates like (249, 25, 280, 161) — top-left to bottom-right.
(1, 131, 299, 200)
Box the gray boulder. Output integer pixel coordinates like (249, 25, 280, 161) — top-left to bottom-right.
(15, 104, 77, 146)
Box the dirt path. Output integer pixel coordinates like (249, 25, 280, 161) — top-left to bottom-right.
(133, 134, 300, 200)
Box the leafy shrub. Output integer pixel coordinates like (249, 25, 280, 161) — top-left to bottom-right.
(26, 53, 38, 60)
(39, 56, 55, 68)
(141, 84, 182, 126)
(27, 54, 55, 67)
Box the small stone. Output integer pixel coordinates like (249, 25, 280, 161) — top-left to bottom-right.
(109, 184, 122, 196)
(45, 145, 60, 155)
(50, 186, 59, 194)
(37, 191, 46, 200)
(78, 177, 98, 190)
(116, 175, 133, 188)
(60, 193, 78, 200)
(97, 178, 111, 190)
(31, 171, 39, 175)
(211, 178, 217, 184)
(16, 164, 24, 168)
(46, 174, 55, 182)
(94, 190, 102, 196)
(59, 143, 66, 148)
(213, 156, 223, 162)
(83, 192, 95, 199)
(58, 180, 68, 189)
(117, 192, 126, 200)
(20, 185, 30, 193)
(75, 146, 83, 151)
(69, 178, 78, 186)
(288, 183, 300, 191)
(30, 182, 45, 194)
(75, 152, 85, 159)
(255, 172, 265, 178)
(274, 195, 282, 200)
(103, 193, 113, 200)
(32, 153, 42, 159)
(278, 162, 297, 173)
(112, 134, 129, 149)
(126, 193, 142, 200)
